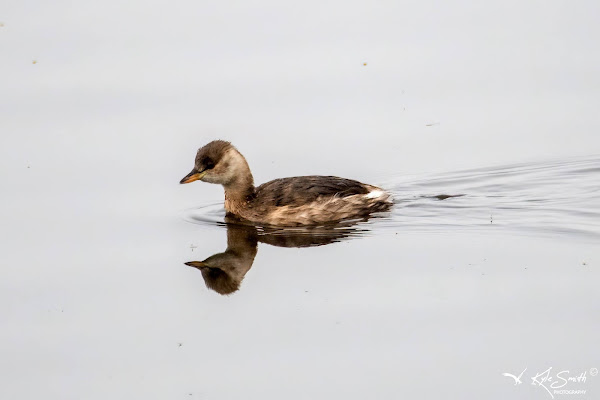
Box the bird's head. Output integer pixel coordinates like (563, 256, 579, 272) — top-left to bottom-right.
(180, 140, 252, 187)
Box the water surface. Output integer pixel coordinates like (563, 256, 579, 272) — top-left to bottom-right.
(2, 153, 599, 400)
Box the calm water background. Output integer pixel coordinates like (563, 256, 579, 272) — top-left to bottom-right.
(2, 1, 600, 399)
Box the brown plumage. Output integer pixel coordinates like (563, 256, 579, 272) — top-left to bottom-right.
(180, 140, 392, 226)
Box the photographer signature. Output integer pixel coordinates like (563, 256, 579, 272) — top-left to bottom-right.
(502, 367, 594, 399)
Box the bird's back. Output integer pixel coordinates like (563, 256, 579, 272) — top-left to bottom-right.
(254, 175, 370, 207)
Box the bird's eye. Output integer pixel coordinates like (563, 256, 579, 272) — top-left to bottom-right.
(205, 159, 215, 170)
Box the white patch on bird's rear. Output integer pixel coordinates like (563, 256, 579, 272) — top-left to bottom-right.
(366, 190, 385, 199)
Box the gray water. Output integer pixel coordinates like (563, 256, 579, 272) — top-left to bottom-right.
(2, 155, 599, 400)
(4, 154, 598, 400)
(3, 0, 600, 399)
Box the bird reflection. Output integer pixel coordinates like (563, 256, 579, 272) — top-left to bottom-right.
(185, 220, 257, 295)
(185, 215, 371, 295)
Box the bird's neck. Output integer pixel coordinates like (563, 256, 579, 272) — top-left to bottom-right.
(223, 172, 255, 216)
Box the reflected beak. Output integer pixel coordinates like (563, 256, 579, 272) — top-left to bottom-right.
(185, 261, 208, 269)
(180, 169, 206, 184)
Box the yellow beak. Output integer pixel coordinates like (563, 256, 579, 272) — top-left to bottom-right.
(180, 169, 206, 184)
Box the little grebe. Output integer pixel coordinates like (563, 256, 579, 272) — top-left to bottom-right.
(180, 140, 392, 226)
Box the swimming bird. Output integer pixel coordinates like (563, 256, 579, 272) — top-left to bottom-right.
(180, 140, 392, 226)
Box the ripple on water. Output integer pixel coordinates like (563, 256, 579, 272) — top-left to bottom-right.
(183, 155, 600, 242)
